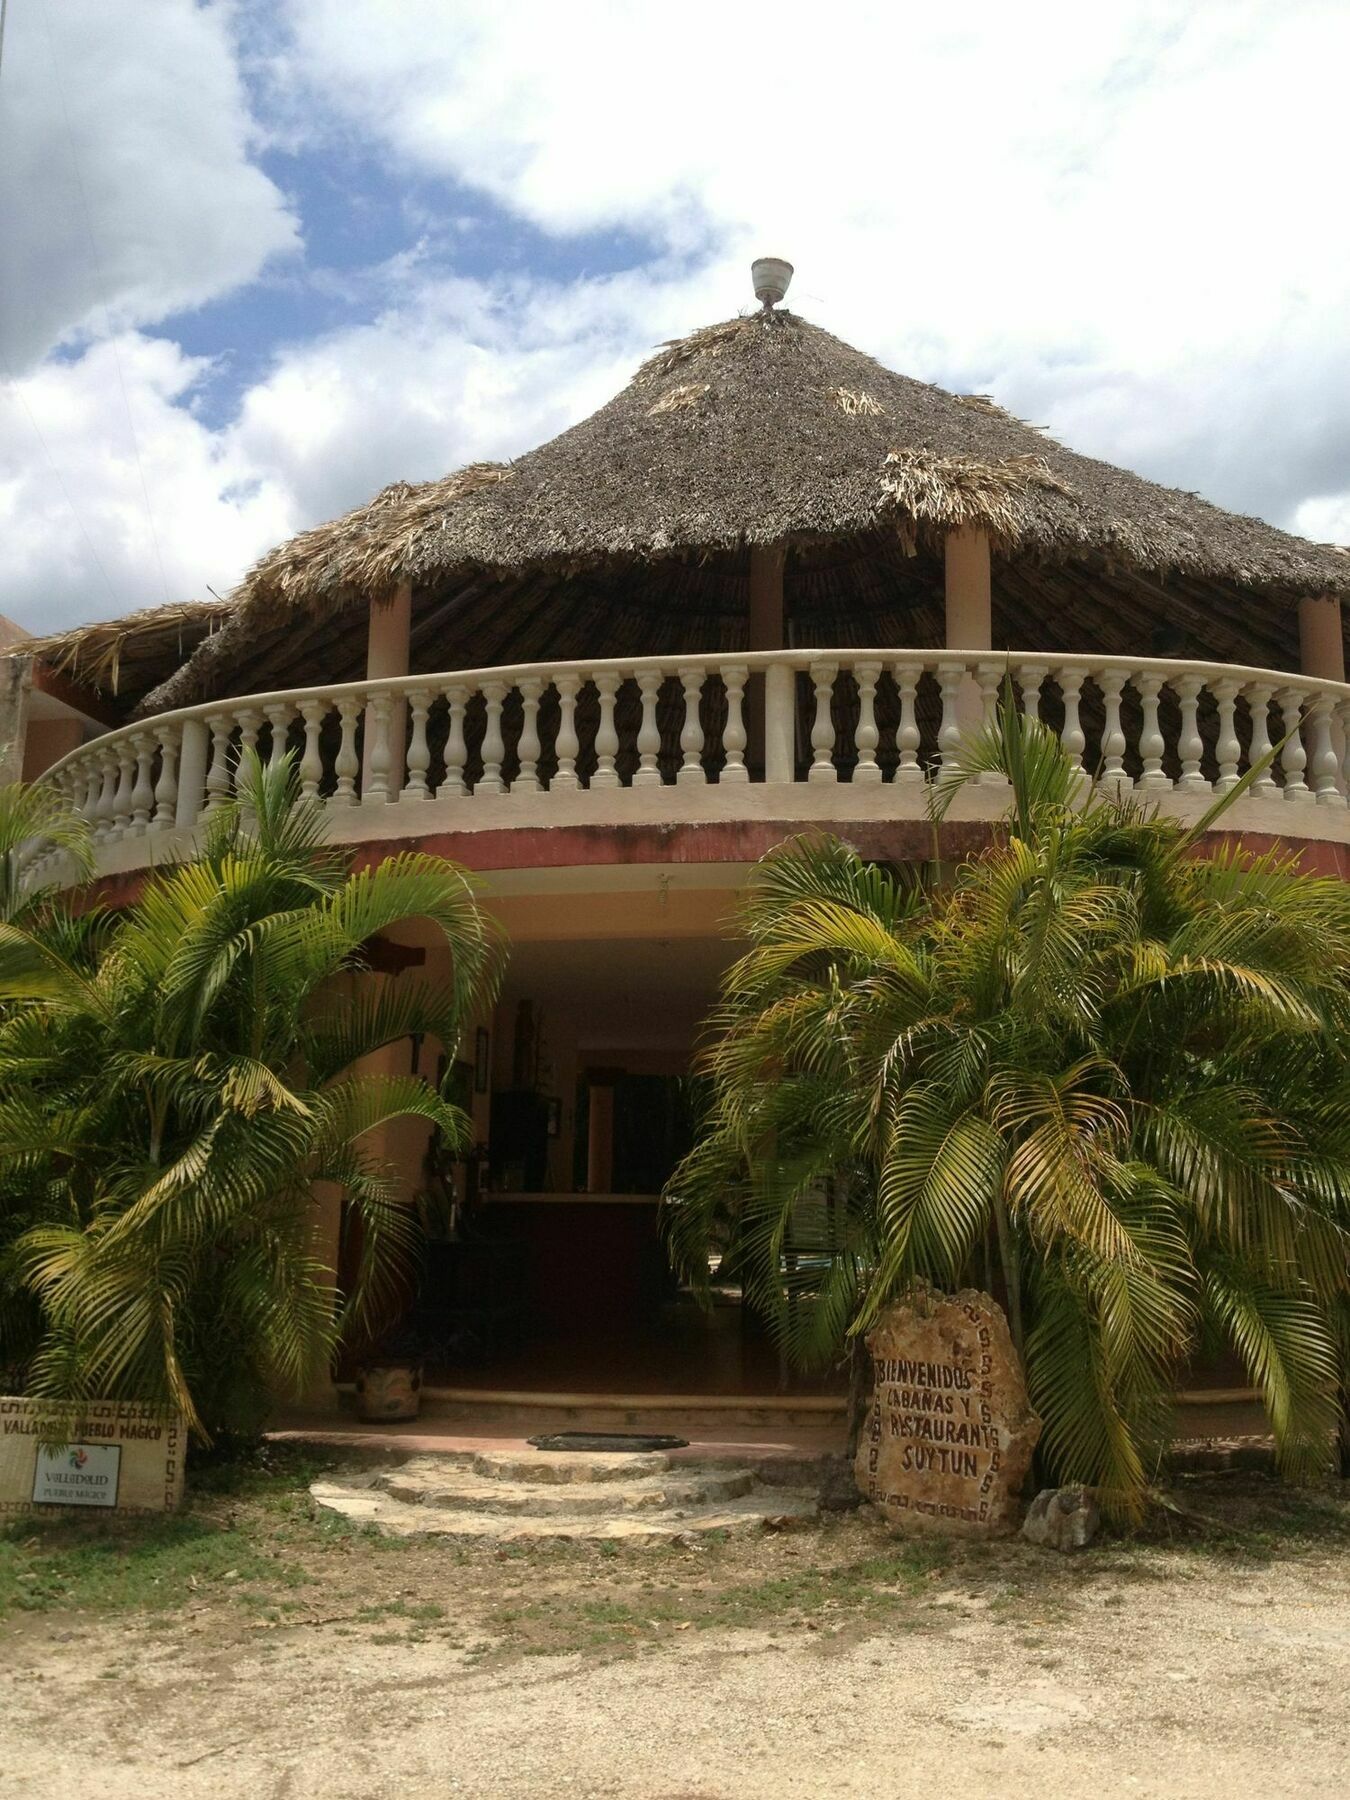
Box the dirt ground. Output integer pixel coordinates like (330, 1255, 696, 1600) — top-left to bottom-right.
(3, 1457, 1349, 1799)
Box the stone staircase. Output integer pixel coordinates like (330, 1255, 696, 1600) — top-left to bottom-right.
(310, 1446, 821, 1543)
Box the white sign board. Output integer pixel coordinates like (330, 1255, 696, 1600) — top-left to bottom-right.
(32, 1442, 122, 1508)
(1, 1398, 184, 1515)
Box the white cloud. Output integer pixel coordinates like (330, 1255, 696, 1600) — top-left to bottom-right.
(0, 336, 292, 631)
(0, 0, 298, 368)
(4, 0, 1350, 637)
(0, 271, 689, 632)
(227, 264, 712, 524)
(1294, 495, 1350, 548)
(267, 1, 1350, 517)
(275, 0, 1348, 365)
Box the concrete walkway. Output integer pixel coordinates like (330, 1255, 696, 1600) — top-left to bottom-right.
(269, 1411, 848, 1476)
(270, 1385, 1275, 1485)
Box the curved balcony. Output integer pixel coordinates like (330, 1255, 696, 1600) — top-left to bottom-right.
(28, 649, 1350, 886)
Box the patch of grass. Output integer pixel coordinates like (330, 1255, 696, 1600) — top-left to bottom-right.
(483, 1533, 959, 1654)
(0, 1512, 297, 1617)
(1140, 1478, 1350, 1564)
(0, 1441, 341, 1620)
(186, 1441, 341, 1503)
(355, 1598, 446, 1623)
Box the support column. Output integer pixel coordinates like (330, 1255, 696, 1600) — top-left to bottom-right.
(944, 527, 993, 735)
(362, 580, 412, 797)
(749, 543, 786, 651)
(1301, 593, 1346, 788)
(746, 543, 786, 778)
(0, 654, 33, 787)
(1299, 594, 1345, 682)
(585, 1073, 617, 1196)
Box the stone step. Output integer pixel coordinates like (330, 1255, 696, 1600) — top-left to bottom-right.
(373, 1464, 756, 1516)
(469, 1449, 675, 1484)
(310, 1477, 819, 1544)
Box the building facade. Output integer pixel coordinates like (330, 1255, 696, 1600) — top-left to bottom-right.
(9, 292, 1350, 1405)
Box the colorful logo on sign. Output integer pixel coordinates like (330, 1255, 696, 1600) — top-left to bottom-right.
(69, 1448, 88, 1470)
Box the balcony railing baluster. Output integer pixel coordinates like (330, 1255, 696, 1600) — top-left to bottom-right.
(1276, 685, 1312, 803)
(721, 664, 749, 785)
(853, 662, 881, 785)
(151, 725, 178, 832)
(1212, 680, 1241, 794)
(25, 650, 1350, 883)
(552, 673, 580, 792)
(677, 665, 706, 786)
(807, 661, 837, 783)
(935, 662, 964, 773)
(329, 699, 358, 805)
(515, 677, 543, 794)
(592, 672, 620, 791)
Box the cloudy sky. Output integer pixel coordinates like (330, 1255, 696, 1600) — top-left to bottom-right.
(1, 0, 1347, 633)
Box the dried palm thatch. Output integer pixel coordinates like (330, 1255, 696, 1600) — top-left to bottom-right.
(637, 317, 757, 384)
(141, 308, 1350, 713)
(833, 388, 884, 416)
(648, 383, 711, 417)
(22, 600, 229, 709)
(240, 463, 516, 617)
(881, 449, 1078, 551)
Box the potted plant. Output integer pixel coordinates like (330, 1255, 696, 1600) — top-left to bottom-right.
(355, 1326, 425, 1423)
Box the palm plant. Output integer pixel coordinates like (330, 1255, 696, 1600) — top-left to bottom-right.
(666, 699, 1350, 1517)
(0, 751, 504, 1440)
(0, 778, 94, 924)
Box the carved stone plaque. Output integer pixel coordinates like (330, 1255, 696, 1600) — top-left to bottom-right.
(855, 1288, 1041, 1537)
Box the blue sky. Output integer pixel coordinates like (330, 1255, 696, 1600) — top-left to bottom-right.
(2, 0, 1348, 631)
(164, 136, 660, 434)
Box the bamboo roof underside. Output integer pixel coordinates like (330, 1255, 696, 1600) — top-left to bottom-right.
(21, 600, 230, 717)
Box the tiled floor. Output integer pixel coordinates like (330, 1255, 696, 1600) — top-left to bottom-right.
(269, 1412, 849, 1471)
(417, 1304, 846, 1399)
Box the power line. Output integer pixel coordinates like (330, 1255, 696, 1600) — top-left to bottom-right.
(37, 0, 174, 607)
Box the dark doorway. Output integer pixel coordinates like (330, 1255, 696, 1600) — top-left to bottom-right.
(612, 1074, 697, 1196)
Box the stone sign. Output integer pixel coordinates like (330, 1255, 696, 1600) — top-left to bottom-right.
(855, 1288, 1041, 1537)
(0, 1398, 185, 1516)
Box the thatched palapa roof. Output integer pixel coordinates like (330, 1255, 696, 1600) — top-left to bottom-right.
(22, 600, 230, 719)
(142, 309, 1349, 713)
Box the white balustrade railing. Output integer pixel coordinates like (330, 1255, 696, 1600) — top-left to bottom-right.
(26, 650, 1350, 882)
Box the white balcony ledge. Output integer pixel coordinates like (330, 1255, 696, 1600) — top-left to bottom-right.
(28, 648, 1350, 887)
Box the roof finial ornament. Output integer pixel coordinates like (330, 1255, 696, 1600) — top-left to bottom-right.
(751, 256, 793, 311)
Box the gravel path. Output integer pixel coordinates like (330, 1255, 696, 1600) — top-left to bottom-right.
(5, 1534, 1349, 1799)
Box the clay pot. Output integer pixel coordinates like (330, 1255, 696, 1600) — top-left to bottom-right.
(355, 1360, 422, 1422)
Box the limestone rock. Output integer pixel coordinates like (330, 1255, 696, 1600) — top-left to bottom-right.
(1021, 1486, 1100, 1551)
(854, 1288, 1041, 1538)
